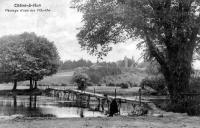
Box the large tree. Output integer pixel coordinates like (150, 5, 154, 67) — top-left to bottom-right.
(21, 33, 60, 89)
(0, 32, 60, 90)
(72, 0, 200, 104)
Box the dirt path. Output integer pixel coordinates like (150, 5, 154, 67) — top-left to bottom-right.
(0, 115, 199, 128)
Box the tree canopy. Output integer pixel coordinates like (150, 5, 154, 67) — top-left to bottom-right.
(73, 0, 200, 106)
(0, 32, 60, 90)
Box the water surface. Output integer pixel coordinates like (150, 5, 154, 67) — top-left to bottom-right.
(0, 96, 105, 118)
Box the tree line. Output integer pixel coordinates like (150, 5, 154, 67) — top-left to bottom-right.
(59, 59, 93, 70)
(59, 57, 137, 70)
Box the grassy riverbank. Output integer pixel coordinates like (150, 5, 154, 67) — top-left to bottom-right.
(0, 114, 200, 128)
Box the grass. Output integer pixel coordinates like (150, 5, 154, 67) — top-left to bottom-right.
(101, 68, 148, 86)
(86, 86, 140, 96)
(38, 71, 74, 85)
(0, 70, 143, 96)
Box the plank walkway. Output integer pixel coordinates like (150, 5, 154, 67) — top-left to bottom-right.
(47, 88, 151, 104)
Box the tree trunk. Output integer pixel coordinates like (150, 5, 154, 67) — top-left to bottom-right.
(163, 43, 194, 105)
(30, 78, 33, 90)
(34, 81, 38, 89)
(34, 95, 37, 109)
(164, 66, 191, 104)
(29, 95, 32, 109)
(12, 80, 17, 91)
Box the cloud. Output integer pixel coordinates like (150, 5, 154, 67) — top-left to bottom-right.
(0, 0, 143, 63)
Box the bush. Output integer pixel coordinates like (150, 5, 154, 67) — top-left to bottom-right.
(156, 97, 200, 116)
(187, 104, 200, 116)
(121, 83, 129, 89)
(107, 82, 115, 87)
(140, 76, 167, 95)
(130, 104, 148, 116)
(71, 72, 90, 90)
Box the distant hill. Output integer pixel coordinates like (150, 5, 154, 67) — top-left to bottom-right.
(101, 67, 148, 86)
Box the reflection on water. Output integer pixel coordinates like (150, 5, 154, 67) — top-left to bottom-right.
(0, 95, 135, 118)
(0, 96, 105, 118)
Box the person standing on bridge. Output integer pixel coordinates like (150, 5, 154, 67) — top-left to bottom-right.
(109, 99, 119, 117)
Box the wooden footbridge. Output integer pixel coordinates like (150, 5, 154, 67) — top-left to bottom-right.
(45, 87, 151, 113)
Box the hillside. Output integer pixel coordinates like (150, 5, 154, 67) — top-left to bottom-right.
(101, 68, 148, 86)
(38, 70, 74, 85)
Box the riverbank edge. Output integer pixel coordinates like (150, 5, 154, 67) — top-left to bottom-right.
(0, 88, 44, 96)
(1, 114, 200, 128)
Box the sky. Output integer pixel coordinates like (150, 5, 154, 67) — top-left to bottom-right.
(0, 0, 199, 69)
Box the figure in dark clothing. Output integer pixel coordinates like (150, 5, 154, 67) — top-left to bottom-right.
(109, 99, 118, 116)
(78, 78, 85, 91)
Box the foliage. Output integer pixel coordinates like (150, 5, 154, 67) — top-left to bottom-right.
(145, 61, 161, 75)
(0, 32, 60, 89)
(72, 0, 200, 108)
(157, 97, 200, 116)
(140, 76, 167, 95)
(131, 104, 148, 116)
(187, 104, 200, 116)
(22, 32, 60, 80)
(120, 82, 129, 89)
(60, 59, 93, 70)
(136, 60, 161, 75)
(71, 72, 90, 90)
(101, 69, 146, 87)
(106, 82, 116, 87)
(85, 65, 122, 84)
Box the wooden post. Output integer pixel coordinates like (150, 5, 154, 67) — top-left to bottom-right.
(94, 88, 95, 95)
(97, 98, 100, 111)
(107, 100, 110, 114)
(115, 88, 117, 99)
(87, 95, 90, 107)
(34, 95, 37, 109)
(139, 88, 141, 106)
(52, 90, 54, 97)
(101, 99, 105, 111)
(118, 99, 121, 115)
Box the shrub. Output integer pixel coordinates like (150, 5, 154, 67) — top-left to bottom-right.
(131, 104, 148, 116)
(140, 76, 167, 95)
(71, 72, 90, 90)
(121, 83, 129, 89)
(187, 104, 200, 116)
(156, 97, 200, 116)
(107, 82, 115, 87)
